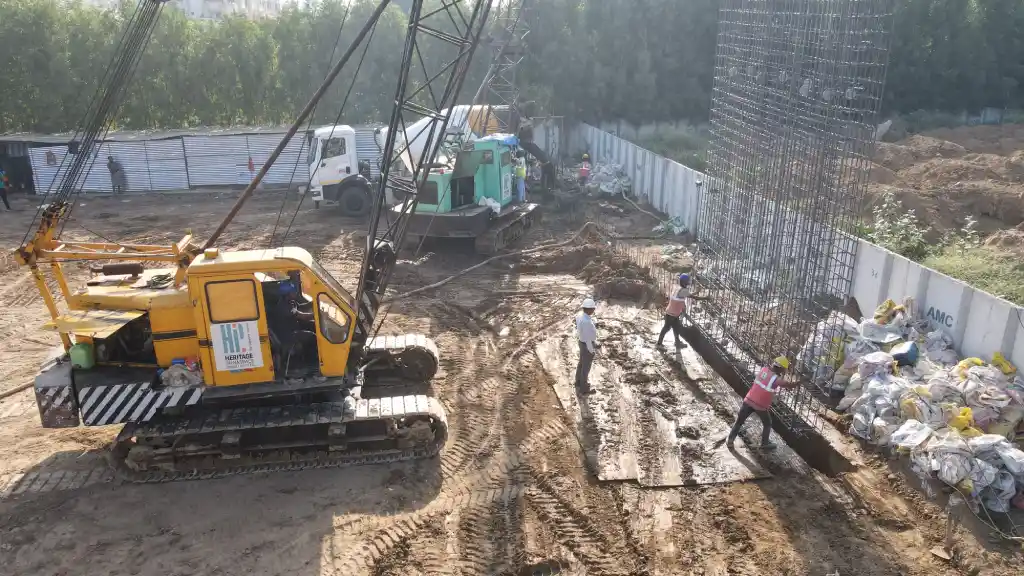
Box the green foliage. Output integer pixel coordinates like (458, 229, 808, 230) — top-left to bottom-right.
(863, 192, 983, 260)
(860, 192, 1023, 305)
(637, 127, 710, 171)
(2, 0, 1024, 133)
(863, 193, 932, 260)
(924, 247, 1024, 306)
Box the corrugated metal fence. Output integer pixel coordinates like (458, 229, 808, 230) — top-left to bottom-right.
(29, 134, 311, 194)
(571, 123, 702, 233)
(26, 126, 385, 194)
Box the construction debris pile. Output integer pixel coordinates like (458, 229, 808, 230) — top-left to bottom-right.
(576, 162, 632, 196)
(799, 298, 1024, 512)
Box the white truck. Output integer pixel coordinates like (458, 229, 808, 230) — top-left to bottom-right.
(307, 107, 511, 216)
(306, 124, 381, 216)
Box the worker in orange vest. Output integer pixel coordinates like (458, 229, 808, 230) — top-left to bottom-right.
(578, 153, 591, 186)
(657, 273, 692, 349)
(726, 357, 798, 450)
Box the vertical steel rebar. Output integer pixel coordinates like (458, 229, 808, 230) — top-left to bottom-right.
(695, 0, 894, 434)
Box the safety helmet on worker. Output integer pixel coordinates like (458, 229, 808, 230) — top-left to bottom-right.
(582, 153, 589, 160)
(772, 356, 790, 372)
(678, 273, 690, 286)
(581, 297, 596, 310)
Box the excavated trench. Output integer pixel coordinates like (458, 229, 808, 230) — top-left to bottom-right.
(518, 239, 855, 477)
(681, 323, 856, 477)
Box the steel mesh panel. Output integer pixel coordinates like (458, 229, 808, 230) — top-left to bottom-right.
(695, 0, 894, 431)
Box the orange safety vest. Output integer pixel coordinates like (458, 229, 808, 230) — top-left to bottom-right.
(579, 162, 591, 178)
(665, 288, 687, 316)
(743, 366, 780, 411)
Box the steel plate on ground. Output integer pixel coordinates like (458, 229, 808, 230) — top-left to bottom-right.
(535, 323, 770, 487)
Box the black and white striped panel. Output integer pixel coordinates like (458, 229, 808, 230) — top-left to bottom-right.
(35, 383, 79, 429)
(77, 384, 203, 427)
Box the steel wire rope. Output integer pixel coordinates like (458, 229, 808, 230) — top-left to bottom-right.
(276, 17, 381, 249)
(20, 0, 151, 245)
(58, 2, 166, 238)
(58, 3, 159, 208)
(409, 1, 526, 260)
(268, 5, 353, 249)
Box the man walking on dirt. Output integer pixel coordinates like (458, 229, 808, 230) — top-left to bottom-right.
(575, 298, 599, 394)
(726, 357, 797, 450)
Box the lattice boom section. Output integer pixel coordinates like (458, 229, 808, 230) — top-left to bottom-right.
(695, 0, 894, 428)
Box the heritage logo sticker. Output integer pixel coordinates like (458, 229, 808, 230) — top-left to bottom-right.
(211, 321, 263, 371)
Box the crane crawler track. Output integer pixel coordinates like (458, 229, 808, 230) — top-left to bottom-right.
(363, 333, 441, 383)
(475, 203, 541, 254)
(107, 395, 447, 484)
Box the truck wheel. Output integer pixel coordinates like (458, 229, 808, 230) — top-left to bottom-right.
(339, 185, 371, 217)
(314, 200, 321, 209)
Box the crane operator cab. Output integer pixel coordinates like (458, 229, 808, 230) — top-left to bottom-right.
(186, 247, 358, 394)
(260, 270, 319, 379)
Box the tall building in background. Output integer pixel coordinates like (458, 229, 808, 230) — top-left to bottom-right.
(76, 0, 287, 19)
(171, 0, 285, 19)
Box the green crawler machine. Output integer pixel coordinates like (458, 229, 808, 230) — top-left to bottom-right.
(392, 134, 540, 254)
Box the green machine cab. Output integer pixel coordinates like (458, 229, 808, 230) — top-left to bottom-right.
(392, 134, 540, 254)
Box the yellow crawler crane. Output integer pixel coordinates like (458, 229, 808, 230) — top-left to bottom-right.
(14, 0, 494, 482)
(17, 203, 445, 482)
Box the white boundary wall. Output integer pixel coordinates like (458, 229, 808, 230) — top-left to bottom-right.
(571, 123, 1024, 369)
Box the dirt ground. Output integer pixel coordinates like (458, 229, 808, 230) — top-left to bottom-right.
(1, 188, 1022, 576)
(868, 124, 1024, 237)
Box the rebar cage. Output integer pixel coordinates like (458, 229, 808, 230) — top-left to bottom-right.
(694, 0, 894, 432)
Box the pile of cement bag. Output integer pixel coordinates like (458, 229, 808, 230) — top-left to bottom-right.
(581, 162, 632, 196)
(798, 298, 1024, 512)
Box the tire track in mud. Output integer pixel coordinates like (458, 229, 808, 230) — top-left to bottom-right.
(523, 470, 633, 576)
(329, 420, 569, 575)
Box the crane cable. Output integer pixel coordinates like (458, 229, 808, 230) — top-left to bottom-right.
(267, 5, 353, 249)
(58, 2, 165, 237)
(20, 0, 157, 245)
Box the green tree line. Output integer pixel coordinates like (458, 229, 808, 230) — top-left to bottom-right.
(1, 0, 1022, 134)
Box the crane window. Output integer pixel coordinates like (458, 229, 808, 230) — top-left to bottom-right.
(206, 279, 259, 323)
(500, 151, 511, 166)
(317, 294, 351, 344)
(323, 137, 347, 159)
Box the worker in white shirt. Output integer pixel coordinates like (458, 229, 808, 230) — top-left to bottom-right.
(575, 297, 598, 393)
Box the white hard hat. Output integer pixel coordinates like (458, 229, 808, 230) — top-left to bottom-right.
(581, 298, 596, 309)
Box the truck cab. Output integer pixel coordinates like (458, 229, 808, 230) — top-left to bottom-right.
(307, 125, 373, 216)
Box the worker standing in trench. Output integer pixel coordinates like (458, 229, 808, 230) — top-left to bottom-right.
(725, 356, 797, 450)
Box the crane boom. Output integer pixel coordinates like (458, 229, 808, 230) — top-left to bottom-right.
(352, 0, 493, 343)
